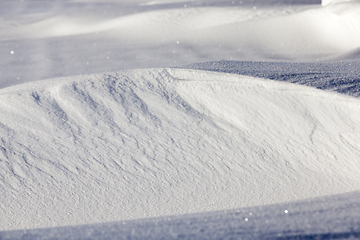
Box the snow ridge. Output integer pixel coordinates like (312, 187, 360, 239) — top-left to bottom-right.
(1, 68, 360, 230)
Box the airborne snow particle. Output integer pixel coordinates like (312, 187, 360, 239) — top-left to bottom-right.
(10, 51, 14, 54)
(285, 210, 288, 214)
(245, 218, 248, 221)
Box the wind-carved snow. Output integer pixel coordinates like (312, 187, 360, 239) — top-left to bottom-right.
(1, 68, 360, 230)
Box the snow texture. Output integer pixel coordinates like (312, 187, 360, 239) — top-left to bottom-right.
(1, 67, 360, 231)
(1, 0, 360, 238)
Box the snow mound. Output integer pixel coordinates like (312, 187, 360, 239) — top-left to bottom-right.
(1, 68, 360, 230)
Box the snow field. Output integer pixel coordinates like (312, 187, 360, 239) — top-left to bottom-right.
(2, 191, 360, 239)
(1, 1, 360, 88)
(4, 2, 360, 54)
(1, 68, 360, 230)
(1, 0, 360, 236)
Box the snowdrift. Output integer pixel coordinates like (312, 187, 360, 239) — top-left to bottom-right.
(1, 0, 360, 88)
(1, 68, 360, 230)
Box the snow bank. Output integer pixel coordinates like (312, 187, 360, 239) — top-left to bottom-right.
(1, 69, 360, 230)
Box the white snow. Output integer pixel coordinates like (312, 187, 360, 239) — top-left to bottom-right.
(0, 0, 360, 237)
(1, 0, 359, 88)
(4, 2, 360, 53)
(2, 191, 360, 239)
(322, 0, 360, 6)
(1, 68, 360, 230)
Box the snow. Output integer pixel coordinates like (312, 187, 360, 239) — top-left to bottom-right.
(1, 0, 360, 88)
(1, 0, 360, 238)
(2, 191, 360, 239)
(1, 68, 360, 231)
(322, 0, 360, 6)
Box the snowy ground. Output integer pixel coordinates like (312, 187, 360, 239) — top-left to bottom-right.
(2, 191, 360, 239)
(1, 0, 360, 238)
(1, 0, 359, 88)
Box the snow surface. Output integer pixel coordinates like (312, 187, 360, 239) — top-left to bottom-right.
(1, 0, 360, 238)
(182, 59, 360, 97)
(1, 191, 360, 239)
(1, 0, 360, 88)
(1, 67, 360, 231)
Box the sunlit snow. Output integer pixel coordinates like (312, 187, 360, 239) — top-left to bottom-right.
(0, 0, 360, 238)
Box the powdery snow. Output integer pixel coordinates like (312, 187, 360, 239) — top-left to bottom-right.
(2, 191, 360, 239)
(1, 0, 360, 88)
(1, 68, 360, 230)
(1, 0, 360, 236)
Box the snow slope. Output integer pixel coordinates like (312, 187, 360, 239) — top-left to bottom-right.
(1, 68, 360, 230)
